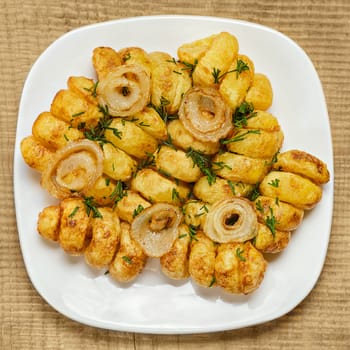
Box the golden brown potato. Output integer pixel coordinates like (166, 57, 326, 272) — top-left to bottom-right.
(59, 198, 91, 255)
(167, 119, 220, 155)
(132, 106, 167, 141)
(20, 135, 53, 172)
(92, 46, 122, 80)
(32, 112, 84, 150)
(252, 223, 291, 254)
(213, 152, 270, 184)
(50, 89, 101, 129)
(104, 118, 158, 159)
(118, 47, 152, 77)
(273, 149, 330, 185)
(259, 171, 323, 209)
(84, 208, 121, 268)
(67, 76, 99, 105)
(102, 142, 137, 181)
(245, 73, 273, 111)
(37, 205, 61, 241)
(188, 231, 217, 288)
(193, 32, 239, 87)
(215, 241, 267, 294)
(114, 190, 151, 223)
(183, 200, 210, 229)
(219, 54, 255, 110)
(225, 129, 284, 160)
(84, 176, 119, 206)
(155, 145, 202, 183)
(193, 176, 253, 204)
(160, 224, 191, 280)
(109, 222, 147, 283)
(254, 195, 304, 231)
(245, 110, 281, 132)
(149, 51, 192, 114)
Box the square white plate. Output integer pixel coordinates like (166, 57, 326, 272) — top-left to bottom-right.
(14, 15, 333, 334)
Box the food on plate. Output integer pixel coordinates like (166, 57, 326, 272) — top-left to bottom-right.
(21, 31, 330, 295)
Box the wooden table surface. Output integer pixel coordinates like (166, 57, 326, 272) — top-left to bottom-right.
(1, 0, 349, 349)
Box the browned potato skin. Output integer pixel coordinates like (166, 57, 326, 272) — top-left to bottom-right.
(260, 171, 323, 210)
(273, 150, 330, 185)
(84, 176, 118, 206)
(114, 190, 151, 223)
(254, 195, 304, 231)
(215, 241, 267, 294)
(32, 112, 84, 150)
(189, 231, 217, 288)
(193, 176, 253, 204)
(245, 110, 281, 132)
(167, 119, 220, 155)
(252, 223, 291, 254)
(92, 47, 122, 80)
(183, 200, 210, 229)
(118, 47, 152, 77)
(20, 135, 53, 172)
(37, 205, 61, 241)
(59, 198, 91, 255)
(84, 208, 121, 269)
(109, 222, 147, 283)
(245, 73, 273, 111)
(160, 224, 191, 280)
(67, 76, 99, 105)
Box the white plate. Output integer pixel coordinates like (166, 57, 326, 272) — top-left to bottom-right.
(14, 15, 334, 334)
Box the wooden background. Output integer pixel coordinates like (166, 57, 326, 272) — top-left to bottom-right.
(1, 0, 349, 349)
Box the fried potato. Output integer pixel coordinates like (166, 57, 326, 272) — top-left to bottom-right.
(32, 112, 84, 150)
(260, 171, 323, 209)
(104, 118, 158, 159)
(160, 223, 191, 280)
(273, 149, 330, 185)
(213, 152, 270, 184)
(245, 110, 281, 131)
(109, 222, 147, 283)
(215, 241, 267, 294)
(20, 135, 53, 172)
(67, 76, 99, 105)
(84, 176, 119, 206)
(245, 73, 273, 111)
(189, 231, 217, 288)
(84, 208, 121, 268)
(37, 205, 61, 241)
(131, 168, 190, 205)
(118, 47, 152, 77)
(183, 200, 210, 229)
(167, 119, 220, 155)
(92, 46, 122, 80)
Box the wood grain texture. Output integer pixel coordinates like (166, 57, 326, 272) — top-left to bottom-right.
(1, 0, 349, 349)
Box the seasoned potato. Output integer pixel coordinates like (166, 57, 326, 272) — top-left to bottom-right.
(167, 119, 219, 155)
(215, 241, 267, 294)
(67, 76, 99, 105)
(213, 152, 270, 184)
(84, 176, 119, 206)
(254, 195, 304, 231)
(225, 129, 284, 159)
(102, 142, 136, 181)
(219, 54, 255, 110)
(273, 149, 330, 185)
(20, 135, 53, 172)
(245, 110, 281, 131)
(252, 223, 291, 254)
(84, 208, 121, 268)
(92, 46, 122, 80)
(109, 222, 147, 283)
(188, 231, 217, 288)
(59, 198, 91, 255)
(193, 176, 253, 204)
(118, 47, 152, 77)
(245, 73, 273, 111)
(160, 223, 191, 280)
(260, 171, 322, 209)
(155, 145, 202, 183)
(37, 205, 61, 241)
(32, 112, 84, 150)
(193, 32, 239, 86)
(149, 51, 192, 114)
(114, 190, 151, 223)
(104, 118, 158, 159)
(183, 200, 210, 229)
(131, 168, 190, 205)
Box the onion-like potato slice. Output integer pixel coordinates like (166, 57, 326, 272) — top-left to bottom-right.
(97, 64, 150, 117)
(41, 140, 103, 199)
(178, 86, 232, 142)
(130, 203, 183, 257)
(203, 198, 258, 243)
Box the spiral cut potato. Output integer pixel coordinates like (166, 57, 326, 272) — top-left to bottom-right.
(22, 31, 331, 296)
